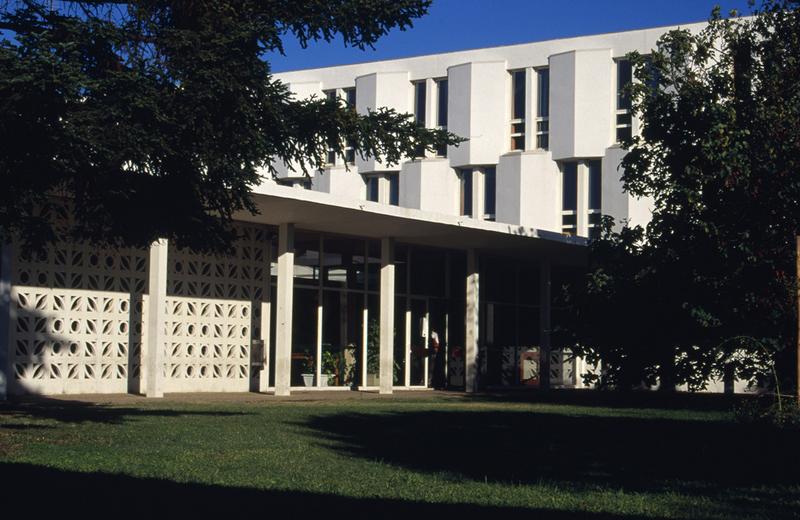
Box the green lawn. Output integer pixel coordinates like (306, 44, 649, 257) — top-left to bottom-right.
(1, 392, 798, 519)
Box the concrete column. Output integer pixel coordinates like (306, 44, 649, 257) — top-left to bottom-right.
(577, 162, 589, 237)
(0, 243, 12, 400)
(465, 249, 479, 393)
(524, 67, 536, 151)
(145, 238, 168, 398)
(379, 237, 395, 394)
(539, 260, 552, 390)
(471, 169, 483, 220)
(274, 223, 295, 396)
(258, 238, 272, 392)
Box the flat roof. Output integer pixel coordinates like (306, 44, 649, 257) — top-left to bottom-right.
(240, 181, 587, 266)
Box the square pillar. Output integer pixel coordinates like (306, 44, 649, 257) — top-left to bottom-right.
(274, 223, 295, 396)
(145, 238, 168, 398)
(379, 238, 395, 394)
(539, 260, 552, 390)
(0, 243, 12, 400)
(258, 238, 272, 392)
(465, 249, 479, 393)
(576, 162, 590, 237)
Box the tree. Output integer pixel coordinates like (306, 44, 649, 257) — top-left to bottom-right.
(569, 0, 800, 392)
(0, 1, 460, 251)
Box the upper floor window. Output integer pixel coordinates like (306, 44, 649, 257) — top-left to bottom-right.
(389, 173, 400, 206)
(365, 173, 399, 206)
(435, 78, 448, 157)
(510, 70, 526, 151)
(616, 59, 633, 143)
(413, 81, 427, 157)
(588, 160, 602, 239)
(459, 169, 473, 217)
(344, 87, 356, 109)
(536, 68, 550, 150)
(324, 89, 339, 165)
(366, 176, 379, 202)
(561, 162, 578, 236)
(560, 160, 603, 238)
(483, 167, 496, 221)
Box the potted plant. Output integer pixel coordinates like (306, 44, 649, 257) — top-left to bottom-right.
(321, 349, 338, 387)
(300, 355, 315, 387)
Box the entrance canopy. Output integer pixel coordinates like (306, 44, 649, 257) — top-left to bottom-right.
(242, 182, 587, 266)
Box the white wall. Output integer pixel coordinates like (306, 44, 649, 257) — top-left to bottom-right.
(400, 159, 460, 215)
(497, 151, 561, 232)
(447, 61, 507, 167)
(355, 71, 411, 173)
(549, 49, 613, 161)
(273, 81, 323, 179)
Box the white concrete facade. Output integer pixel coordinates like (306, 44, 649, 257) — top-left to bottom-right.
(274, 22, 708, 234)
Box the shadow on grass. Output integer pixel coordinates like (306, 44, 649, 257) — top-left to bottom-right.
(462, 388, 751, 411)
(302, 409, 800, 508)
(0, 396, 249, 427)
(1, 461, 643, 519)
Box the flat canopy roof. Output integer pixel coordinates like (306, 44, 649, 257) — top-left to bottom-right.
(238, 182, 587, 266)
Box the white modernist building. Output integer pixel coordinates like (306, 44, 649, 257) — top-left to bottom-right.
(0, 22, 708, 398)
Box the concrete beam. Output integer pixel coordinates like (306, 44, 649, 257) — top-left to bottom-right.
(379, 237, 395, 394)
(145, 238, 168, 398)
(274, 223, 295, 396)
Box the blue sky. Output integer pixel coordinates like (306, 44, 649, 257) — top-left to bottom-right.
(268, 0, 754, 72)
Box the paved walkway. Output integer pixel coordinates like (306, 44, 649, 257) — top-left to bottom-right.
(6, 389, 472, 406)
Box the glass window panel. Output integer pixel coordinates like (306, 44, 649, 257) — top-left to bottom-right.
(367, 177, 379, 202)
(460, 169, 473, 216)
(562, 214, 577, 226)
(366, 294, 380, 384)
(562, 163, 578, 211)
(414, 81, 426, 124)
(617, 59, 632, 110)
(537, 68, 550, 118)
(395, 245, 408, 295)
(588, 160, 602, 211)
(294, 233, 320, 285)
(410, 247, 446, 297)
(437, 79, 448, 127)
(617, 126, 632, 143)
(518, 261, 540, 306)
(322, 237, 365, 290)
(291, 287, 318, 386)
(537, 134, 549, 150)
(389, 174, 399, 206)
(484, 167, 496, 216)
(345, 87, 356, 108)
(512, 135, 525, 151)
(512, 70, 526, 120)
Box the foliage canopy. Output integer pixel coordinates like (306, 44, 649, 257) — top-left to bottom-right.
(569, 0, 800, 391)
(0, 0, 459, 251)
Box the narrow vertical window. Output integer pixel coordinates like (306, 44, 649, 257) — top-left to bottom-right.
(561, 162, 578, 236)
(460, 169, 473, 217)
(413, 81, 427, 157)
(510, 70, 526, 151)
(367, 177, 379, 202)
(343, 87, 357, 164)
(388, 174, 399, 206)
(536, 68, 550, 150)
(435, 78, 448, 156)
(324, 89, 338, 165)
(616, 59, 633, 143)
(483, 167, 496, 220)
(588, 160, 602, 239)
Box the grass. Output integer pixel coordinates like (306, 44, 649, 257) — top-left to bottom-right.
(1, 391, 798, 519)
